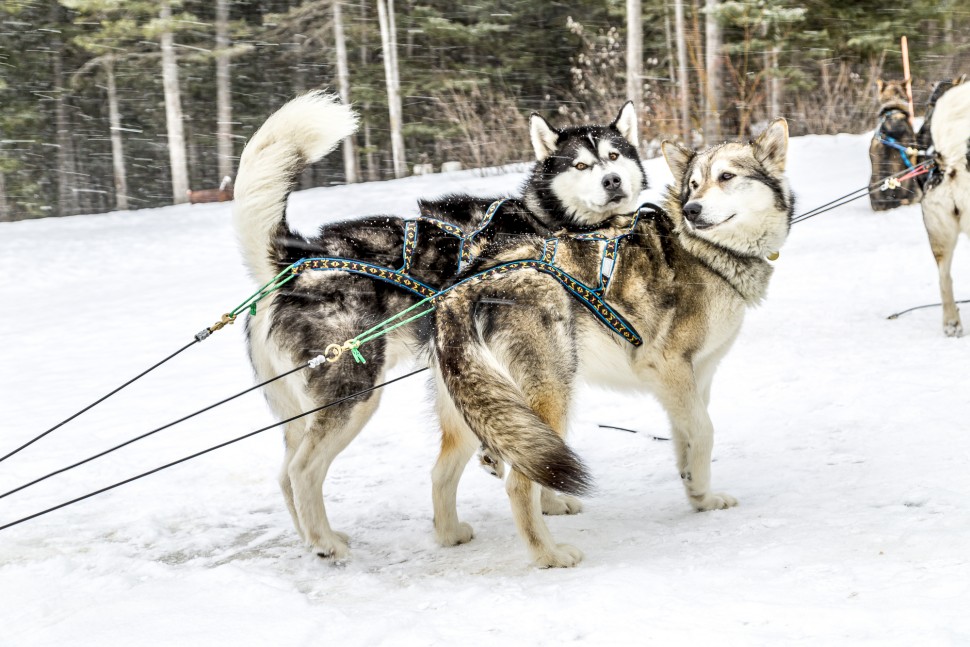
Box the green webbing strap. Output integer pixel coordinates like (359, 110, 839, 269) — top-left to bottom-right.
(197, 260, 306, 341)
(325, 295, 437, 364)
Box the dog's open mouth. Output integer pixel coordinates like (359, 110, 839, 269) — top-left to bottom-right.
(693, 213, 736, 230)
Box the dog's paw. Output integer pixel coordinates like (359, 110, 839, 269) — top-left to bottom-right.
(944, 320, 963, 337)
(540, 490, 583, 515)
(312, 532, 351, 561)
(535, 543, 584, 569)
(437, 522, 474, 547)
(691, 492, 739, 511)
(478, 447, 505, 479)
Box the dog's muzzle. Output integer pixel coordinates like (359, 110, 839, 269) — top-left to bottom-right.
(603, 173, 627, 203)
(683, 201, 703, 224)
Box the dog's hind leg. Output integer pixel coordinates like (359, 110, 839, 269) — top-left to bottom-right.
(509, 378, 583, 566)
(655, 360, 737, 512)
(279, 425, 305, 541)
(507, 469, 583, 568)
(288, 390, 382, 560)
(431, 382, 477, 547)
(540, 486, 583, 515)
(923, 190, 963, 336)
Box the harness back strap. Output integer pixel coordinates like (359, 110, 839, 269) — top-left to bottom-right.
(433, 258, 643, 347)
(292, 258, 439, 299)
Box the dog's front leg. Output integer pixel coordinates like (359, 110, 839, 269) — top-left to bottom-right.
(656, 364, 737, 512)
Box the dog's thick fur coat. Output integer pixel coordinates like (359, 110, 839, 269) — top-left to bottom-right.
(431, 121, 794, 567)
(232, 91, 647, 560)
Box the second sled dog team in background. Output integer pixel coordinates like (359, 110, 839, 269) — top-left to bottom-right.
(233, 91, 793, 566)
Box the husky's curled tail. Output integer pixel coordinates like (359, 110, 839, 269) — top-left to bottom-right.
(233, 91, 358, 284)
(434, 306, 593, 497)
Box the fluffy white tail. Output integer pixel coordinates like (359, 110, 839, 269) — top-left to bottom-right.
(233, 91, 358, 283)
(931, 82, 970, 167)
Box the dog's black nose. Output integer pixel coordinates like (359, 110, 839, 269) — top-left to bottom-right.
(602, 173, 622, 192)
(683, 202, 703, 221)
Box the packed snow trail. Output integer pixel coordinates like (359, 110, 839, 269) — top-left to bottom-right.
(1, 134, 968, 646)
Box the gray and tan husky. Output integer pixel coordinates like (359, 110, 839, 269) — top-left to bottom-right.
(232, 91, 647, 560)
(916, 79, 970, 337)
(431, 120, 794, 567)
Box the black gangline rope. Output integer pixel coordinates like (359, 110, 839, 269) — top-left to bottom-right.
(791, 159, 933, 225)
(0, 367, 428, 532)
(887, 299, 970, 320)
(0, 338, 200, 465)
(0, 363, 309, 501)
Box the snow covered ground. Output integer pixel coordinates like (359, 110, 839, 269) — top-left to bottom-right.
(2, 133, 969, 646)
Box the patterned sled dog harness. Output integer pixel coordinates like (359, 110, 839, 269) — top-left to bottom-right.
(291, 199, 509, 300)
(284, 201, 657, 347)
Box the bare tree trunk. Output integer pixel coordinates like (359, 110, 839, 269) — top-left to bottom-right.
(377, 0, 406, 178)
(704, 0, 721, 143)
(160, 1, 189, 204)
(0, 171, 9, 221)
(103, 57, 130, 211)
(768, 45, 781, 118)
(674, 0, 691, 144)
(215, 0, 233, 182)
(626, 0, 642, 115)
(364, 111, 379, 181)
(52, 39, 80, 217)
(333, 1, 358, 183)
(664, 4, 676, 87)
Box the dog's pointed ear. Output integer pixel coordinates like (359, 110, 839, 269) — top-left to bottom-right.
(754, 118, 789, 173)
(661, 140, 693, 180)
(956, 74, 967, 86)
(530, 113, 560, 161)
(876, 79, 885, 94)
(611, 101, 639, 148)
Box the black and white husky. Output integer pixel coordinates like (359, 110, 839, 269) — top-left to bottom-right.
(432, 121, 793, 566)
(916, 79, 970, 337)
(232, 91, 647, 560)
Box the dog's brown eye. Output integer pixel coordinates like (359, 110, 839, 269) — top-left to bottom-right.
(575, 162, 588, 171)
(719, 172, 735, 181)
(608, 152, 618, 161)
(690, 180, 699, 189)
